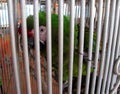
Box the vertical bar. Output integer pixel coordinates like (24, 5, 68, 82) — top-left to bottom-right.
(28, 0, 31, 15)
(115, 19, 120, 62)
(4, 3, 8, 28)
(20, 0, 32, 94)
(75, 0, 79, 23)
(101, 0, 117, 93)
(77, 0, 86, 94)
(7, 0, 21, 94)
(106, 0, 120, 93)
(1, 2, 5, 28)
(77, 1, 80, 19)
(68, 0, 75, 93)
(110, 19, 120, 90)
(96, 0, 111, 93)
(5, 3, 9, 27)
(2, 2, 5, 28)
(58, 0, 63, 94)
(33, 0, 42, 94)
(0, 2, 1, 28)
(13, 0, 19, 52)
(85, 0, 95, 94)
(46, 0, 52, 94)
(91, 0, 103, 93)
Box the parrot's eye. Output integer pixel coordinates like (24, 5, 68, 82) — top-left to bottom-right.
(40, 29, 43, 32)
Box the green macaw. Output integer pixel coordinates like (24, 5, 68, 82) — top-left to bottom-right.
(26, 12, 97, 81)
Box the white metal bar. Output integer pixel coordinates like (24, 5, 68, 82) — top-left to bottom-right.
(33, 0, 42, 94)
(91, 0, 103, 93)
(7, 0, 21, 94)
(20, 0, 32, 94)
(110, 19, 120, 90)
(4, 3, 8, 28)
(115, 19, 120, 61)
(1, 2, 5, 28)
(78, 2, 81, 19)
(0, 1, 1, 27)
(75, 0, 79, 23)
(0, 3, 1, 28)
(68, 0, 75, 93)
(106, 0, 120, 93)
(96, 0, 111, 93)
(101, 0, 117, 93)
(46, 0, 52, 94)
(13, 0, 18, 28)
(13, 0, 19, 53)
(77, 0, 86, 94)
(85, 0, 95, 94)
(58, 0, 63, 94)
(2, 2, 6, 27)
(75, 3, 78, 23)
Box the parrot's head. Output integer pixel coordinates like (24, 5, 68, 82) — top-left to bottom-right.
(28, 25, 47, 44)
(39, 26, 47, 45)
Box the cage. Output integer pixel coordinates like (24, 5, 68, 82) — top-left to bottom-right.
(0, 0, 120, 94)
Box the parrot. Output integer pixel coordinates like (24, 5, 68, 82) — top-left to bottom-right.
(19, 12, 98, 90)
(26, 12, 79, 81)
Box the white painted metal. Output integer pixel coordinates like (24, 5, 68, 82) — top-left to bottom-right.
(111, 19, 120, 90)
(96, 0, 111, 93)
(1, 2, 5, 27)
(20, 0, 32, 94)
(46, 0, 52, 94)
(101, 0, 117, 93)
(58, 0, 64, 94)
(7, 0, 21, 94)
(77, 0, 86, 94)
(4, 2, 8, 28)
(91, 0, 103, 93)
(68, 0, 75, 93)
(106, 0, 120, 93)
(85, 0, 95, 94)
(33, 0, 42, 94)
(0, 2, 1, 27)
(13, 0, 19, 51)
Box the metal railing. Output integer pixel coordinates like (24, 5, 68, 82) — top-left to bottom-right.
(0, 0, 120, 94)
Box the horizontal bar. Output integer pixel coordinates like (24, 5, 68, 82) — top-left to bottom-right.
(7, 0, 21, 94)
(68, 0, 75, 93)
(58, 0, 64, 94)
(46, 0, 52, 94)
(96, 0, 111, 93)
(85, 0, 95, 94)
(33, 0, 42, 94)
(20, 0, 32, 94)
(77, 0, 86, 94)
(101, 0, 117, 93)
